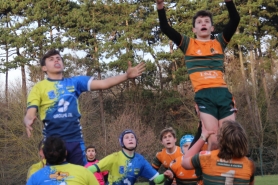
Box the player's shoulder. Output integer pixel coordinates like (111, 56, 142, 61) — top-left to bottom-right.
(32, 79, 49, 87)
(69, 75, 90, 80)
(134, 152, 149, 162)
(109, 150, 124, 158)
(134, 152, 143, 157)
(154, 148, 164, 156)
(243, 156, 255, 165)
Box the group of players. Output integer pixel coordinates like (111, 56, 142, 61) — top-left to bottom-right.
(24, 0, 255, 184)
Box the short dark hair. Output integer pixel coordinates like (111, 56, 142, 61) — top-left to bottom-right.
(192, 10, 213, 27)
(40, 49, 62, 66)
(43, 136, 66, 165)
(86, 145, 96, 153)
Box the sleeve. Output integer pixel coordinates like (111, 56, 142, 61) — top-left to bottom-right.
(191, 153, 201, 169)
(151, 153, 162, 169)
(157, 8, 183, 46)
(27, 84, 41, 110)
(94, 153, 114, 172)
(87, 165, 98, 173)
(73, 76, 93, 94)
(153, 174, 166, 184)
(222, 1, 240, 42)
(140, 157, 160, 181)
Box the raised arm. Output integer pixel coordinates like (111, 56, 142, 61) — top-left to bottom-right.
(223, 0, 240, 42)
(156, 0, 182, 46)
(182, 122, 214, 170)
(90, 61, 145, 90)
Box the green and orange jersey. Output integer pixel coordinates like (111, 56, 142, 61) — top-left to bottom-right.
(179, 34, 228, 92)
(157, 1, 240, 93)
(191, 150, 255, 185)
(152, 146, 183, 169)
(169, 156, 198, 185)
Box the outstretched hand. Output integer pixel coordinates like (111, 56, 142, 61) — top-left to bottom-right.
(126, 61, 146, 79)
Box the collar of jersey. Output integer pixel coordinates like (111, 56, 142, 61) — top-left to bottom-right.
(46, 161, 68, 166)
(47, 78, 64, 81)
(121, 149, 135, 159)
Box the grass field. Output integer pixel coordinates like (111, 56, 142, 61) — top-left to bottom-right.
(135, 175, 278, 185)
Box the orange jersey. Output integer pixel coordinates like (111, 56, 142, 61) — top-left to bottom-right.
(200, 142, 208, 151)
(179, 34, 228, 92)
(169, 156, 198, 185)
(191, 150, 255, 185)
(152, 146, 183, 169)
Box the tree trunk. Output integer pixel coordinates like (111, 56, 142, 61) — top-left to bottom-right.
(5, 44, 9, 105)
(238, 44, 253, 124)
(97, 70, 106, 155)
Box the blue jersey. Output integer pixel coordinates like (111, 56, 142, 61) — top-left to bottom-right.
(27, 76, 92, 142)
(95, 150, 158, 185)
(27, 162, 99, 185)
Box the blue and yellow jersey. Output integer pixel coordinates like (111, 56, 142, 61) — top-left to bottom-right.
(26, 159, 46, 181)
(152, 146, 183, 169)
(27, 162, 99, 185)
(95, 150, 158, 185)
(179, 34, 228, 92)
(169, 156, 198, 185)
(27, 76, 93, 142)
(191, 150, 255, 185)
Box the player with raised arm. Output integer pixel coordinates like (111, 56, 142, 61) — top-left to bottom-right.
(24, 49, 145, 166)
(156, 0, 240, 151)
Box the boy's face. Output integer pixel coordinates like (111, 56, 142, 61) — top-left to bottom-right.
(86, 148, 96, 160)
(123, 133, 137, 150)
(161, 132, 177, 149)
(192, 16, 214, 39)
(182, 142, 191, 154)
(42, 54, 64, 74)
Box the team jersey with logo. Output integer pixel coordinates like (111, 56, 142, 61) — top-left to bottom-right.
(152, 146, 183, 169)
(191, 150, 255, 185)
(27, 162, 99, 185)
(179, 34, 228, 92)
(27, 76, 93, 142)
(95, 150, 158, 185)
(169, 156, 198, 185)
